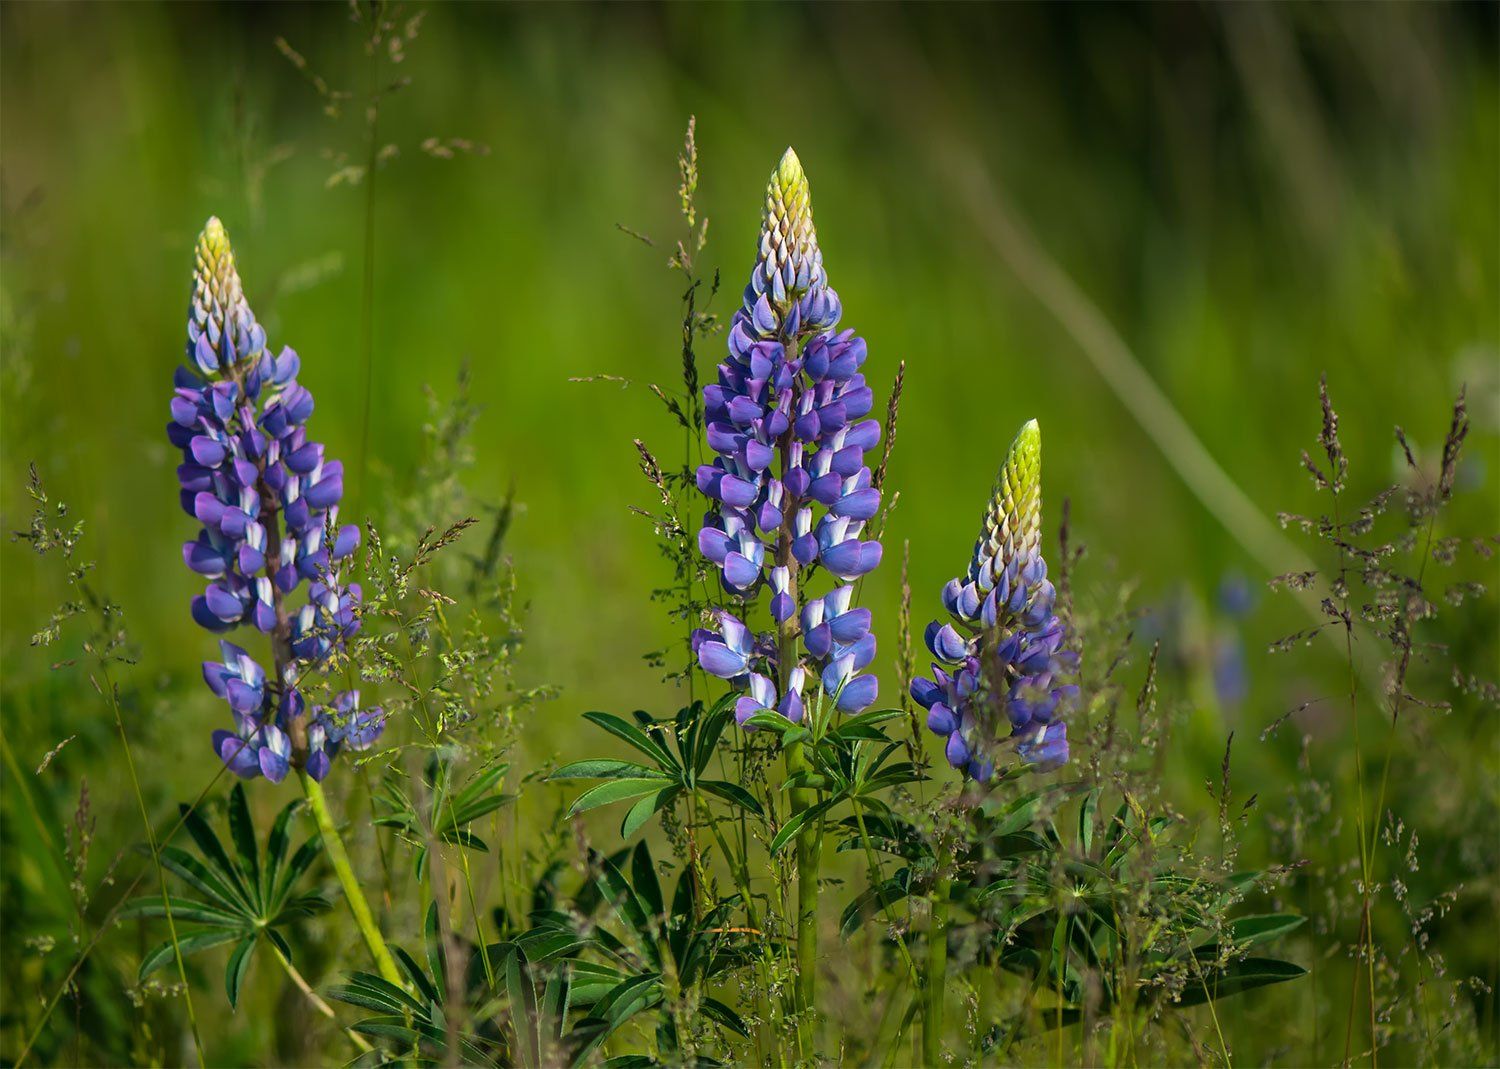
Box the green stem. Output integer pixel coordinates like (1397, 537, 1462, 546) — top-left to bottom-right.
(271, 940, 375, 1055)
(923, 866, 951, 1066)
(299, 770, 403, 987)
(785, 738, 820, 1052)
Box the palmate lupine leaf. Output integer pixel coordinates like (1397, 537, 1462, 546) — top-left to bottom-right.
(548, 695, 761, 838)
(328, 904, 500, 1066)
(738, 705, 920, 855)
(122, 784, 330, 1008)
(328, 844, 750, 1067)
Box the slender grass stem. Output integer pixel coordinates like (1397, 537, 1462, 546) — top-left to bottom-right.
(922, 865, 951, 1066)
(850, 798, 920, 986)
(111, 680, 207, 1069)
(299, 770, 404, 987)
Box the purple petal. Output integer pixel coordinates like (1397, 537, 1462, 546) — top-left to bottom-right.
(698, 642, 748, 679)
(827, 607, 871, 645)
(723, 551, 760, 590)
(835, 674, 878, 713)
(833, 487, 880, 521)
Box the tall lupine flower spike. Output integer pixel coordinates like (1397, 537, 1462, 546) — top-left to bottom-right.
(693, 148, 882, 725)
(170, 217, 381, 783)
(910, 420, 1078, 779)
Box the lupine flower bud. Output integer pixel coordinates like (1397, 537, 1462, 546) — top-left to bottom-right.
(910, 421, 1077, 779)
(170, 218, 377, 782)
(693, 149, 882, 724)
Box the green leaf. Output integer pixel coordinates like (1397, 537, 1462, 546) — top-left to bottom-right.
(272, 838, 324, 911)
(225, 785, 261, 912)
(506, 946, 541, 1068)
(551, 759, 669, 782)
(138, 929, 244, 982)
(119, 894, 244, 927)
(156, 845, 253, 916)
(568, 778, 679, 818)
(593, 851, 656, 957)
(621, 787, 679, 839)
(697, 779, 764, 815)
(740, 712, 795, 735)
(1176, 957, 1308, 1007)
(225, 934, 257, 1009)
(700, 996, 750, 1037)
(177, 803, 253, 910)
(1193, 914, 1307, 958)
(631, 841, 663, 920)
(263, 799, 301, 904)
(582, 712, 679, 770)
(424, 902, 447, 1004)
(692, 696, 737, 778)
(1077, 788, 1099, 858)
(830, 707, 905, 738)
(839, 876, 911, 938)
(329, 971, 430, 1016)
(769, 799, 834, 856)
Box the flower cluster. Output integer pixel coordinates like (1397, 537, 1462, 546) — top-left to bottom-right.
(693, 149, 882, 724)
(910, 420, 1077, 779)
(170, 217, 382, 782)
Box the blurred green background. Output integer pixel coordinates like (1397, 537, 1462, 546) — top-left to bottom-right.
(2, 1, 1497, 1063)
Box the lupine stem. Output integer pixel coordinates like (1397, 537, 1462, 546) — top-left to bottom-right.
(298, 770, 403, 987)
(785, 737, 820, 1044)
(922, 860, 951, 1067)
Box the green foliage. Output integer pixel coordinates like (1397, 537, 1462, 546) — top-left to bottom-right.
(374, 755, 514, 879)
(549, 696, 761, 839)
(122, 785, 329, 1008)
(329, 841, 751, 1066)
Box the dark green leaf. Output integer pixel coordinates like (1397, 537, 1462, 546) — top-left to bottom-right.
(225, 934, 257, 1009)
(1175, 958, 1308, 1007)
(582, 712, 679, 770)
(550, 760, 670, 782)
(769, 799, 834, 856)
(699, 996, 749, 1037)
(697, 780, 763, 816)
(120, 895, 243, 927)
(631, 841, 663, 920)
(177, 803, 253, 910)
(226, 785, 261, 912)
(621, 787, 680, 839)
(507, 946, 541, 1068)
(157, 845, 253, 915)
(138, 929, 244, 982)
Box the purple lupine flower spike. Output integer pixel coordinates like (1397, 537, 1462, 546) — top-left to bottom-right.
(910, 420, 1078, 780)
(171, 218, 379, 782)
(693, 149, 883, 724)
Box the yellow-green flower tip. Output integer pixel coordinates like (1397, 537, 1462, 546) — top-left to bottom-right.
(774, 147, 806, 200)
(187, 216, 263, 373)
(192, 216, 243, 315)
(757, 147, 821, 301)
(978, 419, 1043, 574)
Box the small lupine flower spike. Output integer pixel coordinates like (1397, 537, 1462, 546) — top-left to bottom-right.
(693, 148, 882, 726)
(170, 217, 377, 782)
(910, 420, 1078, 779)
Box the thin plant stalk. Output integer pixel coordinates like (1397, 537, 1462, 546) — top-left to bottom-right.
(271, 942, 375, 1055)
(922, 851, 951, 1066)
(113, 688, 207, 1069)
(299, 769, 404, 987)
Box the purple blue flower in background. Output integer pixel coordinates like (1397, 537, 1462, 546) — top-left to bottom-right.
(910, 420, 1078, 780)
(170, 218, 377, 782)
(691, 149, 882, 724)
